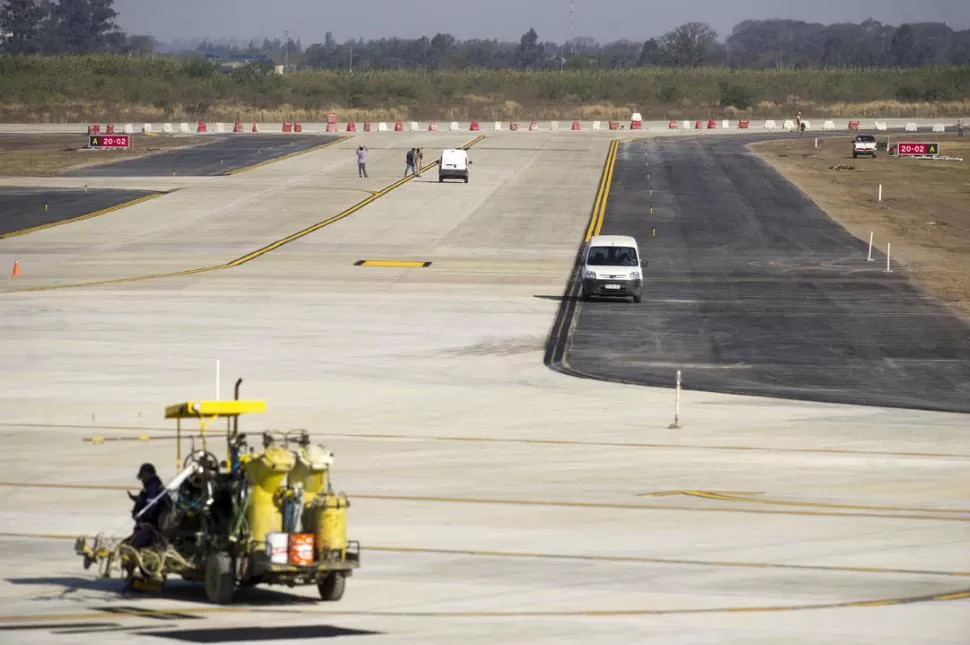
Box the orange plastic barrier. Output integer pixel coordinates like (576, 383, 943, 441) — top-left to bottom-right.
(738, 120, 749, 129)
(282, 122, 293, 133)
(197, 121, 207, 133)
(668, 121, 679, 129)
(470, 121, 480, 131)
(571, 120, 581, 130)
(707, 119, 717, 129)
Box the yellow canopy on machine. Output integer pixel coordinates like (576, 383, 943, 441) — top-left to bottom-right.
(165, 400, 266, 472)
(164, 400, 266, 418)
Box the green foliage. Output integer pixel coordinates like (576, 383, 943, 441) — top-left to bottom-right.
(1, 55, 970, 120)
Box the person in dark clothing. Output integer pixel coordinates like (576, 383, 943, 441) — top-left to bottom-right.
(405, 148, 415, 177)
(127, 463, 169, 549)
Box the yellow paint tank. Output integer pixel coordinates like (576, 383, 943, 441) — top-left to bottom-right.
(243, 445, 294, 544)
(317, 493, 348, 555)
(289, 444, 333, 504)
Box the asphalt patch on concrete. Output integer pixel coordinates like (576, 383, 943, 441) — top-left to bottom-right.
(0, 186, 159, 237)
(547, 136, 970, 413)
(141, 625, 381, 642)
(63, 135, 342, 177)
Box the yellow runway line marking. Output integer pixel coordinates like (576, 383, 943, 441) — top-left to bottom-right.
(673, 489, 970, 515)
(224, 135, 350, 175)
(354, 260, 431, 268)
(349, 492, 970, 522)
(320, 431, 970, 461)
(1, 480, 967, 521)
(0, 193, 163, 240)
(3, 531, 968, 580)
(584, 139, 620, 243)
(1, 135, 484, 294)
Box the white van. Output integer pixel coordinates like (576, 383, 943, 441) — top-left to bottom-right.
(439, 148, 469, 183)
(581, 235, 645, 303)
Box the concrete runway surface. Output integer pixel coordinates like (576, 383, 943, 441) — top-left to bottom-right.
(556, 136, 970, 413)
(63, 134, 343, 177)
(0, 129, 968, 644)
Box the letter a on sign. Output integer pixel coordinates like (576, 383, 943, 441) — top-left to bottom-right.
(929, 144, 938, 154)
(91, 137, 99, 145)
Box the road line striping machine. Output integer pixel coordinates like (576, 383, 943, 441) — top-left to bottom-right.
(75, 378, 360, 603)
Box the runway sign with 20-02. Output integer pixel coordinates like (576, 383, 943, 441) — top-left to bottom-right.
(896, 142, 940, 156)
(88, 134, 130, 149)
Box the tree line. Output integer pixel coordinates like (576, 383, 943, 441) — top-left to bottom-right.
(2, 0, 969, 69)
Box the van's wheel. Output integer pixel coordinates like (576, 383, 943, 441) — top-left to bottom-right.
(464, 177, 468, 183)
(633, 295, 642, 303)
(318, 572, 346, 601)
(204, 552, 235, 604)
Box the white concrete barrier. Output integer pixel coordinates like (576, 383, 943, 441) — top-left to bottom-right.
(449, 121, 459, 131)
(905, 122, 918, 132)
(162, 123, 173, 134)
(123, 123, 134, 134)
(592, 121, 601, 130)
(764, 120, 777, 130)
(409, 121, 420, 131)
(179, 122, 190, 134)
(550, 121, 559, 131)
(142, 123, 153, 134)
(377, 122, 388, 132)
(875, 121, 887, 131)
(823, 120, 835, 131)
(784, 119, 796, 131)
(681, 120, 691, 129)
(722, 119, 730, 129)
(494, 121, 504, 131)
(215, 122, 225, 133)
(932, 123, 945, 133)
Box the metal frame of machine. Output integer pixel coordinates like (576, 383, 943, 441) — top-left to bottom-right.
(74, 379, 361, 604)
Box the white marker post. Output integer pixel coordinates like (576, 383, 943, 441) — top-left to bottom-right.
(886, 243, 893, 273)
(878, 184, 883, 202)
(215, 360, 220, 400)
(669, 370, 682, 429)
(867, 232, 874, 261)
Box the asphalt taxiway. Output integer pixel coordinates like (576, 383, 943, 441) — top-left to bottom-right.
(553, 135, 970, 413)
(62, 134, 343, 177)
(0, 187, 161, 238)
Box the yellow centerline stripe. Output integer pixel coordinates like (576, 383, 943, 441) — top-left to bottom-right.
(592, 140, 619, 237)
(584, 139, 619, 242)
(0, 193, 162, 240)
(1, 480, 966, 522)
(2, 135, 485, 294)
(3, 531, 967, 579)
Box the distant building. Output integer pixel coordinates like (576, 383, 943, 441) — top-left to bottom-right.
(203, 53, 272, 73)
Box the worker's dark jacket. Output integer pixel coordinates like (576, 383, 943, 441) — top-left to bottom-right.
(131, 475, 168, 526)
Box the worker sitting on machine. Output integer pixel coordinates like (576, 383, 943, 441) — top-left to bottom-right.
(127, 463, 170, 549)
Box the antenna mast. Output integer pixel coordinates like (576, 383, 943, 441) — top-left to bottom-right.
(569, 0, 575, 52)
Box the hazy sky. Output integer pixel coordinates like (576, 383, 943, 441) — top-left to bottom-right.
(113, 0, 970, 44)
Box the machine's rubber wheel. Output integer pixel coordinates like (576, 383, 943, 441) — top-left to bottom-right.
(204, 552, 235, 604)
(317, 572, 346, 601)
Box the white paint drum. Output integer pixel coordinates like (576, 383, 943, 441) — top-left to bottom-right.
(266, 532, 288, 564)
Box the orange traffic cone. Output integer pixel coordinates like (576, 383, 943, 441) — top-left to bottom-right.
(11, 260, 20, 277)
(251, 122, 258, 133)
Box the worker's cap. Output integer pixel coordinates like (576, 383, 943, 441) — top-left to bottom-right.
(137, 463, 157, 479)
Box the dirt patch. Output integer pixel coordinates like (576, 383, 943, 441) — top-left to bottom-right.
(749, 134, 970, 319)
(0, 133, 215, 176)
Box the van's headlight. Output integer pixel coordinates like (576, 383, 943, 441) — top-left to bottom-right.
(630, 271, 641, 280)
(584, 270, 596, 280)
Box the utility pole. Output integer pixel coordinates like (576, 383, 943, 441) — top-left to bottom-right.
(349, 42, 353, 73)
(284, 29, 289, 70)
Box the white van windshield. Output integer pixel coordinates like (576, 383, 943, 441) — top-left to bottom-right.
(587, 246, 638, 266)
